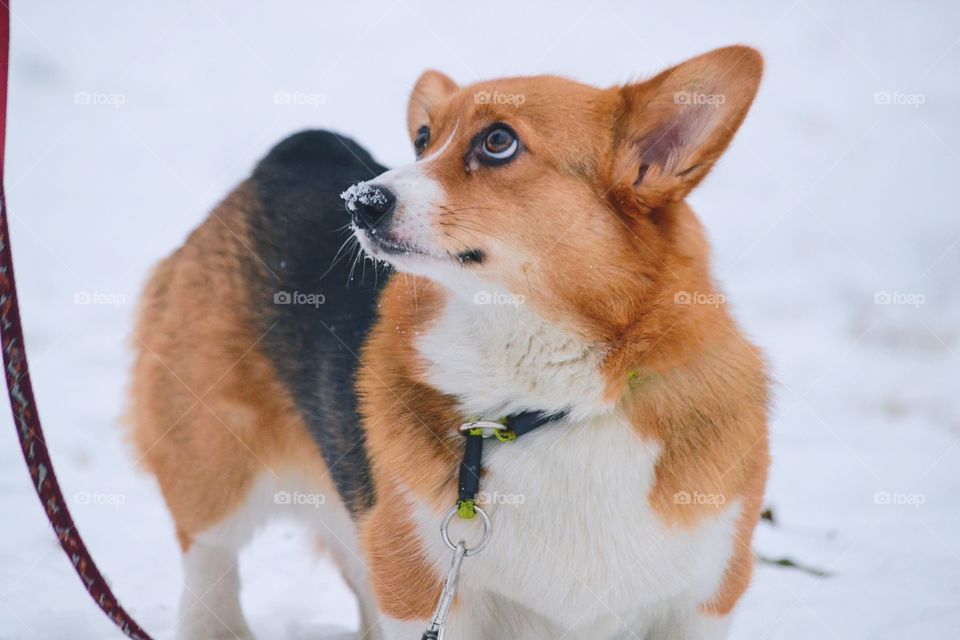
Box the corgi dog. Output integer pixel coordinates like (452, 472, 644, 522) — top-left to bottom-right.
(130, 45, 768, 640)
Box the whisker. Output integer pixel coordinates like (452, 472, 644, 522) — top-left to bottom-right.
(442, 230, 475, 258)
(439, 221, 523, 253)
(347, 242, 364, 285)
(319, 232, 359, 281)
(439, 204, 497, 215)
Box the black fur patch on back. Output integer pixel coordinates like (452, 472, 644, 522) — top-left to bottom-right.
(245, 130, 388, 515)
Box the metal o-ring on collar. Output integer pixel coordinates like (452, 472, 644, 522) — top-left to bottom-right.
(441, 505, 492, 556)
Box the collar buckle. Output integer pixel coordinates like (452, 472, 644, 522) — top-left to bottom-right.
(459, 420, 509, 439)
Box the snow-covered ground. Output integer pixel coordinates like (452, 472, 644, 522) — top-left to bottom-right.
(2, 1, 958, 638)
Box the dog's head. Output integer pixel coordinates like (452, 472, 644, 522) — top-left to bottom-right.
(345, 46, 762, 335)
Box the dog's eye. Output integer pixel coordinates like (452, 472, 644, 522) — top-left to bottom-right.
(414, 126, 430, 158)
(478, 126, 519, 164)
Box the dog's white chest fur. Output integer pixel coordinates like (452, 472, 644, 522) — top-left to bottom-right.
(416, 293, 609, 418)
(411, 297, 741, 637)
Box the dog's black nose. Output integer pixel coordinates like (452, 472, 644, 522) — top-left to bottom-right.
(350, 184, 396, 229)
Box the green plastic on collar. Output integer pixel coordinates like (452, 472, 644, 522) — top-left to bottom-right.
(457, 499, 476, 519)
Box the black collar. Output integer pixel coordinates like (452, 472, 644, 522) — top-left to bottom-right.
(503, 409, 566, 438)
(456, 409, 567, 519)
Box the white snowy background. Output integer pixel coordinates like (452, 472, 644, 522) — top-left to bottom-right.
(2, 1, 959, 638)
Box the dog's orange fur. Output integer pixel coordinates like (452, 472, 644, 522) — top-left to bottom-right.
(129, 185, 336, 551)
(355, 280, 461, 618)
(360, 478, 446, 620)
(131, 45, 768, 627)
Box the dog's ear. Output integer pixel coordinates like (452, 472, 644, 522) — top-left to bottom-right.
(407, 70, 459, 142)
(609, 46, 763, 216)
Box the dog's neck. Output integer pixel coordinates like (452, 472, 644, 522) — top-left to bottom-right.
(416, 286, 611, 422)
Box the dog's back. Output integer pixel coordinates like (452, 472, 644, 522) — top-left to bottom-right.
(246, 131, 388, 513)
(129, 130, 384, 595)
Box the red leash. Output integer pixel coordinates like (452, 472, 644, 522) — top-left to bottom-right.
(0, 3, 154, 638)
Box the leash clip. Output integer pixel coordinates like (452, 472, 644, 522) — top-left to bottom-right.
(421, 541, 464, 640)
(422, 505, 491, 640)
